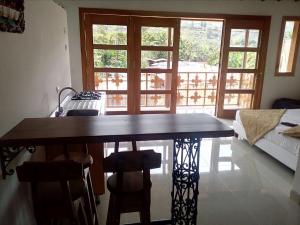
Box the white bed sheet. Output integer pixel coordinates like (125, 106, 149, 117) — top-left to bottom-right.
(235, 109, 300, 156)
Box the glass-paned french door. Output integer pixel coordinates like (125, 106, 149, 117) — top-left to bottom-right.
(134, 17, 180, 113)
(81, 10, 270, 117)
(82, 14, 179, 114)
(217, 18, 270, 118)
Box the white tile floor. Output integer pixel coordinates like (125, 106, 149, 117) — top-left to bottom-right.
(97, 137, 300, 225)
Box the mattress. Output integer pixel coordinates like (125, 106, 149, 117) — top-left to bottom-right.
(235, 109, 300, 157)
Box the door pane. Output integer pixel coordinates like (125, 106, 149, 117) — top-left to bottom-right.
(141, 73, 172, 90)
(141, 27, 173, 46)
(188, 90, 205, 105)
(230, 29, 260, 48)
(230, 29, 246, 47)
(106, 94, 127, 111)
(141, 51, 173, 69)
(188, 73, 206, 89)
(177, 90, 188, 106)
(140, 94, 171, 111)
(228, 52, 257, 69)
(225, 73, 255, 90)
(204, 90, 217, 105)
(94, 49, 127, 68)
(248, 30, 260, 47)
(176, 72, 219, 108)
(95, 72, 127, 90)
(93, 25, 127, 45)
(224, 93, 253, 109)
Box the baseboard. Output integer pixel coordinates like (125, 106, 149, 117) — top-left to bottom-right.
(290, 190, 300, 205)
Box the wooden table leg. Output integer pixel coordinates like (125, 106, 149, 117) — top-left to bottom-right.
(88, 143, 105, 195)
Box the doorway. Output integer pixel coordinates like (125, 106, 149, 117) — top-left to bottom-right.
(217, 18, 270, 118)
(176, 20, 223, 115)
(80, 9, 270, 118)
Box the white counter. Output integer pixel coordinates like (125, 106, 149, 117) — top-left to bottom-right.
(50, 92, 106, 117)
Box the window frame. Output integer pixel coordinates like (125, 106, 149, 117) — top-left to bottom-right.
(275, 16, 300, 77)
(80, 8, 270, 117)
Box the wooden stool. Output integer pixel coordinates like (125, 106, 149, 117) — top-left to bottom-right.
(103, 150, 161, 225)
(114, 141, 138, 153)
(54, 152, 99, 225)
(16, 160, 90, 225)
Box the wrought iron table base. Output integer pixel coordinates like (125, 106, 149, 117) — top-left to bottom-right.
(0, 146, 35, 179)
(171, 137, 201, 225)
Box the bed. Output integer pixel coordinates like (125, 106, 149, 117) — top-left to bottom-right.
(233, 109, 300, 171)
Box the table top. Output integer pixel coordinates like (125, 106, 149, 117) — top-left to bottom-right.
(0, 113, 234, 147)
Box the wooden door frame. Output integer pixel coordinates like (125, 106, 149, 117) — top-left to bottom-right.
(80, 8, 271, 116)
(132, 17, 180, 114)
(216, 17, 271, 119)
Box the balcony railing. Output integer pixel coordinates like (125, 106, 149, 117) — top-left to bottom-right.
(95, 71, 253, 112)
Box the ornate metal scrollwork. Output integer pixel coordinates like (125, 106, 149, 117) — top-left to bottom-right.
(171, 137, 201, 225)
(0, 146, 36, 179)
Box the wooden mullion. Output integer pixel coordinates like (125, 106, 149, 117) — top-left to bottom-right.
(133, 16, 181, 27)
(170, 18, 180, 114)
(253, 17, 271, 109)
(80, 11, 88, 90)
(89, 14, 130, 25)
(141, 68, 173, 74)
(127, 16, 135, 114)
(287, 21, 300, 72)
(238, 30, 249, 107)
(227, 68, 257, 73)
(140, 110, 171, 114)
(93, 44, 128, 50)
(133, 18, 142, 114)
(165, 27, 172, 110)
(141, 46, 173, 51)
(141, 90, 172, 94)
(275, 17, 286, 76)
(224, 89, 255, 94)
(106, 90, 128, 94)
(216, 18, 230, 118)
(225, 19, 265, 30)
(94, 68, 128, 73)
(105, 111, 129, 115)
(228, 47, 258, 52)
(84, 15, 96, 90)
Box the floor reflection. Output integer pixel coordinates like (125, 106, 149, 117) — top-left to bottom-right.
(100, 138, 299, 225)
(104, 138, 240, 176)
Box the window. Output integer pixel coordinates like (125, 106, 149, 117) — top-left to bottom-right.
(275, 17, 300, 76)
(80, 9, 270, 118)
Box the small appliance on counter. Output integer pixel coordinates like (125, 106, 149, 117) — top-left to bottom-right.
(72, 91, 102, 100)
(50, 87, 105, 117)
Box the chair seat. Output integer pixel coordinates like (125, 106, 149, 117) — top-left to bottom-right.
(54, 152, 93, 168)
(107, 171, 151, 193)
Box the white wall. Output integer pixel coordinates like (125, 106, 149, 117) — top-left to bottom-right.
(0, 1, 71, 224)
(0, 0, 71, 137)
(56, 0, 300, 108)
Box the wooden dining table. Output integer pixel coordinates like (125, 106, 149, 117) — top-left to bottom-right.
(0, 113, 233, 225)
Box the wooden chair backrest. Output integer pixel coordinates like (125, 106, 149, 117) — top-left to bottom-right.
(16, 160, 86, 223)
(16, 160, 84, 182)
(103, 150, 161, 173)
